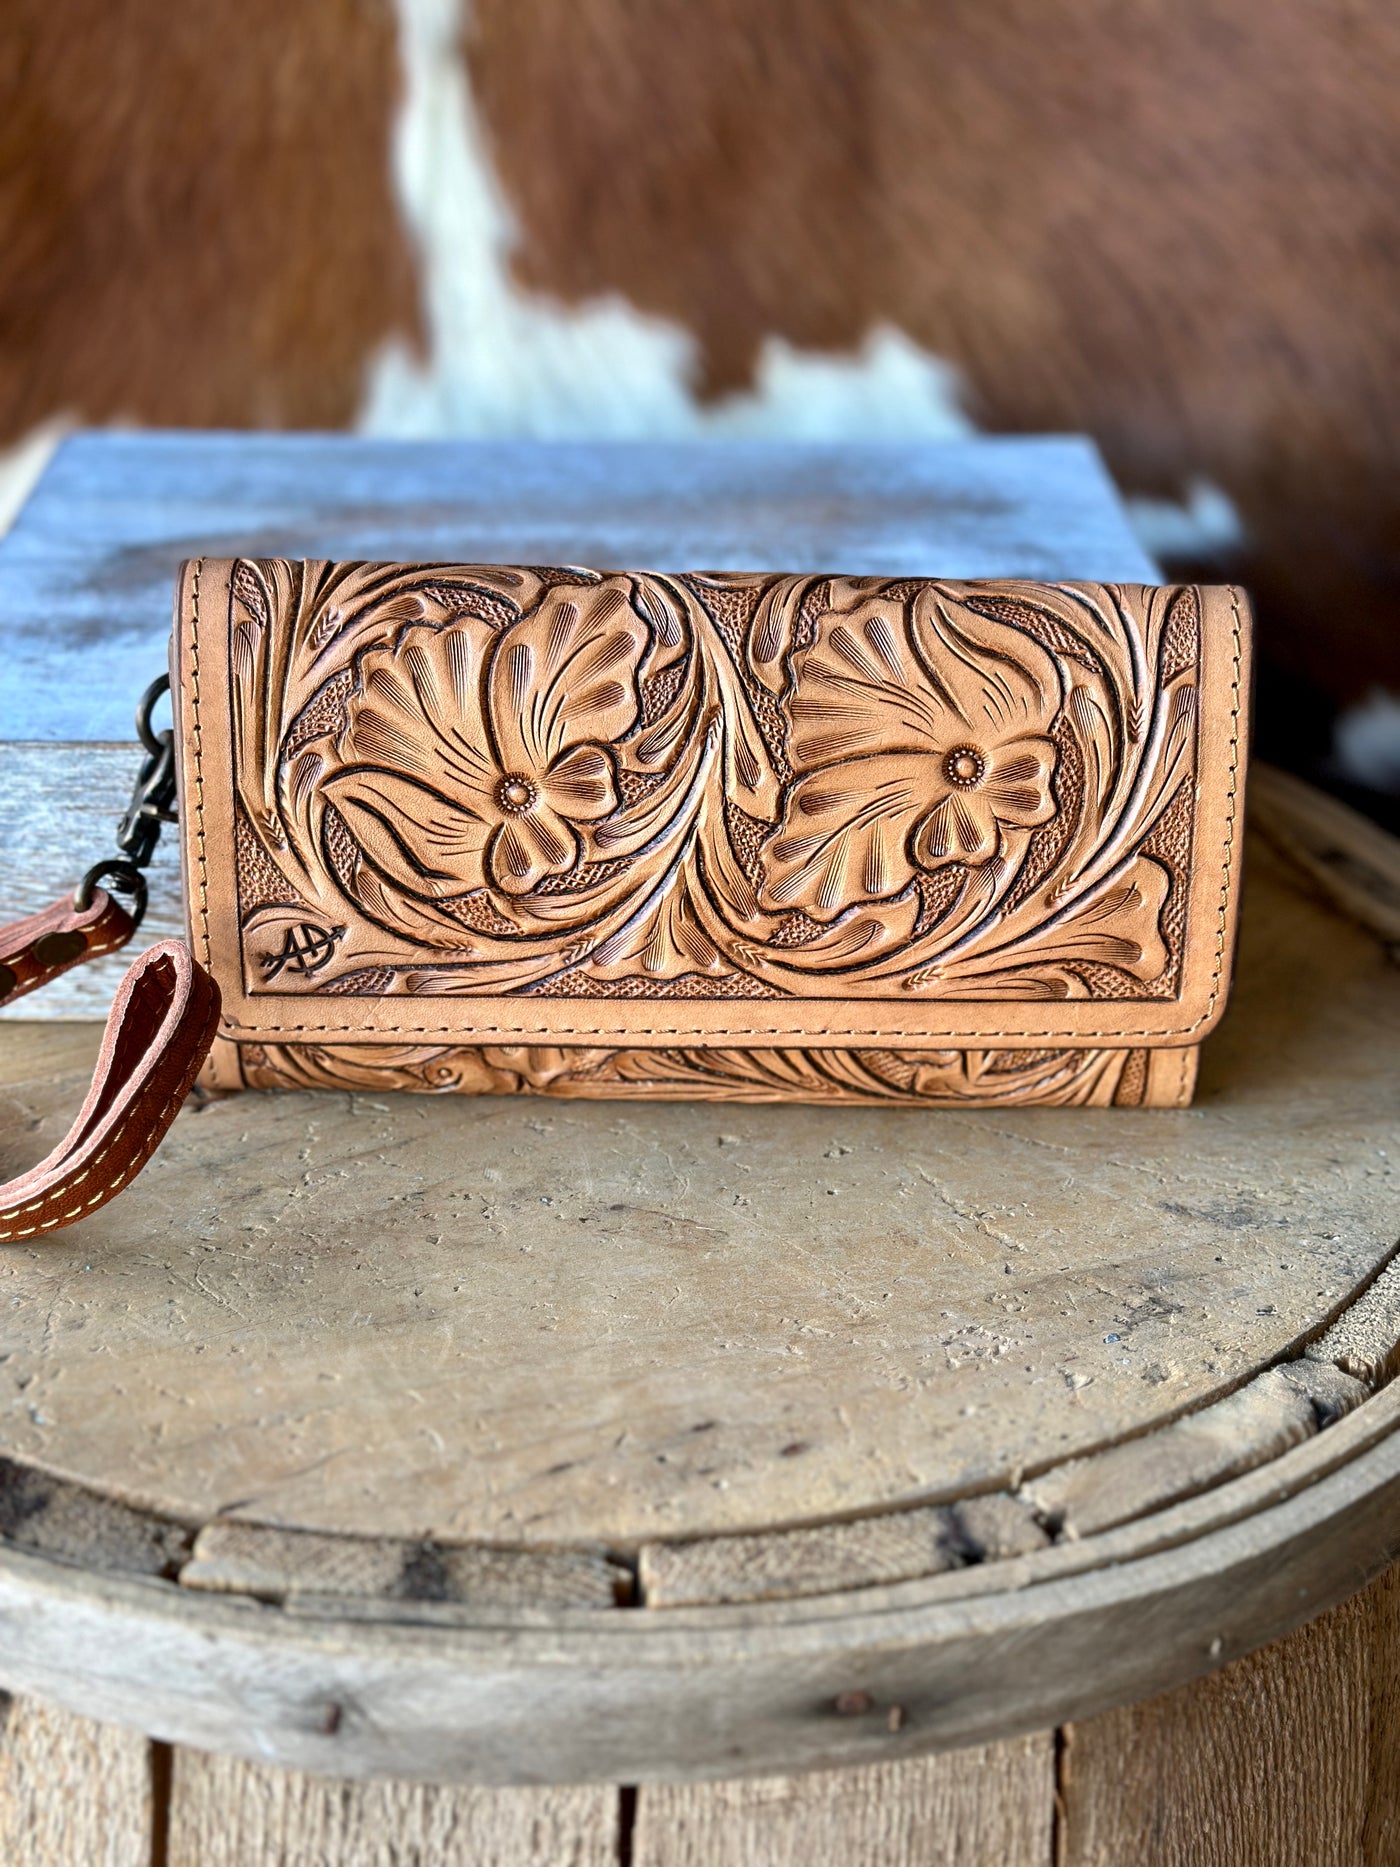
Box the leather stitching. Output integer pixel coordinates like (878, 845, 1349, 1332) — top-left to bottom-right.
(190, 557, 212, 972)
(0, 980, 219, 1239)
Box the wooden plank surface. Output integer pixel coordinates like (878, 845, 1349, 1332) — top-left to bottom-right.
(0, 833, 1394, 1549)
(166, 1750, 617, 1867)
(5, 1555, 1399, 1862)
(0, 1018, 102, 1086)
(180, 1521, 629, 1608)
(0, 805, 1393, 1777)
(0, 1693, 154, 1867)
(0, 1403, 1395, 1783)
(1057, 1559, 1400, 1867)
(633, 1740, 1055, 1867)
(640, 1493, 1047, 1608)
(0, 431, 1156, 742)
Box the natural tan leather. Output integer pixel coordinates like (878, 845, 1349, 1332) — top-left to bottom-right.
(0, 941, 220, 1242)
(176, 562, 1251, 1109)
(0, 888, 135, 1005)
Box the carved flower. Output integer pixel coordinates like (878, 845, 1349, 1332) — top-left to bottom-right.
(323, 583, 648, 898)
(760, 591, 1062, 917)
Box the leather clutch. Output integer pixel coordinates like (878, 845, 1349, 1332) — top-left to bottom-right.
(179, 561, 1248, 1112)
(0, 560, 1250, 1240)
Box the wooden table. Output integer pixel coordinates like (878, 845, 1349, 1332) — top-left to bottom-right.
(2, 436, 1399, 1863)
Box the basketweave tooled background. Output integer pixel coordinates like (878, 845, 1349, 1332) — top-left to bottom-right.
(4, 0, 1398, 830)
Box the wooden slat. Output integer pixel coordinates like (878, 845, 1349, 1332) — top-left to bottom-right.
(180, 1520, 629, 1608)
(1057, 1558, 1400, 1866)
(0, 1691, 154, 1867)
(641, 1494, 1047, 1607)
(633, 1740, 1054, 1867)
(167, 1749, 617, 1867)
(1023, 1365, 1355, 1540)
(1284, 1358, 1375, 1424)
(0, 1457, 193, 1578)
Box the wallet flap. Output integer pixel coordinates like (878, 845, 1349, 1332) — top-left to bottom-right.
(175, 562, 1248, 1050)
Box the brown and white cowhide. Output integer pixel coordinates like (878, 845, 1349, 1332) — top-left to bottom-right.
(4, 0, 1399, 807)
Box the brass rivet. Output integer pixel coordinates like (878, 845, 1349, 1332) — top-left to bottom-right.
(32, 930, 87, 969)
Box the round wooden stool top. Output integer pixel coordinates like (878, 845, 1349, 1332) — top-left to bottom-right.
(0, 772, 1397, 1785)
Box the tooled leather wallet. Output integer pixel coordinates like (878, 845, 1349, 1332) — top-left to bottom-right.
(0, 561, 1250, 1240)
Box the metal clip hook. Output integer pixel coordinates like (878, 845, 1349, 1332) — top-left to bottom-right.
(116, 675, 178, 869)
(71, 675, 177, 930)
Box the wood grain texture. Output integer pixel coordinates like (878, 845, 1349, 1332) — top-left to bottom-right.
(1250, 762, 1400, 951)
(0, 792, 1392, 1780)
(633, 1739, 1054, 1867)
(0, 1457, 192, 1577)
(0, 1019, 101, 1086)
(0, 1692, 153, 1867)
(1058, 1559, 1400, 1867)
(1025, 1366, 1328, 1540)
(0, 748, 186, 1015)
(1308, 1261, 1400, 1389)
(181, 1521, 629, 1608)
(167, 1748, 617, 1867)
(0, 1403, 1395, 1783)
(0, 833, 1392, 1549)
(0, 433, 1155, 743)
(640, 1495, 1047, 1607)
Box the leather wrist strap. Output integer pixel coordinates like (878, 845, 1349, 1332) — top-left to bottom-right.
(0, 889, 137, 1005)
(0, 903, 220, 1242)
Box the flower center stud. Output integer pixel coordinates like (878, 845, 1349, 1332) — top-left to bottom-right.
(944, 745, 987, 789)
(495, 774, 538, 815)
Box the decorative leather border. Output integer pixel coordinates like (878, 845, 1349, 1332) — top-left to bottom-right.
(201, 1034, 1199, 1109)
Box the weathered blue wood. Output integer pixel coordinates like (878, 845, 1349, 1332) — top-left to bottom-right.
(0, 431, 1156, 741)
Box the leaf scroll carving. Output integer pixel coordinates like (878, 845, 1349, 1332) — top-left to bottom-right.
(235, 1038, 1161, 1109)
(228, 565, 1201, 1007)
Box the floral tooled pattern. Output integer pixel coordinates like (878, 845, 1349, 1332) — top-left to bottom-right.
(235, 1036, 1159, 1107)
(760, 590, 1061, 915)
(324, 582, 647, 898)
(230, 564, 1200, 1005)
